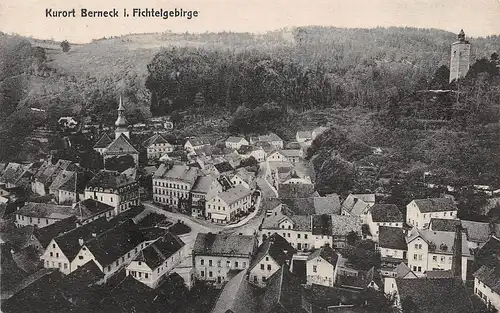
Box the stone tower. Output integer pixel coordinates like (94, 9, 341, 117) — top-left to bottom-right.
(449, 29, 471, 83)
(115, 96, 130, 139)
(451, 224, 463, 279)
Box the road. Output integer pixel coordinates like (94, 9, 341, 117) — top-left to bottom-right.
(256, 161, 278, 199)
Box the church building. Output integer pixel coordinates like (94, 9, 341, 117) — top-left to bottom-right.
(93, 96, 139, 167)
(449, 29, 471, 83)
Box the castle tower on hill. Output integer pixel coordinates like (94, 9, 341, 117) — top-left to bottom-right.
(115, 96, 130, 139)
(449, 29, 471, 83)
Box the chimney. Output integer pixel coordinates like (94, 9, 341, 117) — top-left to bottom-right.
(78, 238, 84, 246)
(451, 225, 463, 279)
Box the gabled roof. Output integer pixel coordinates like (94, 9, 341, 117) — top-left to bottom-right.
(94, 133, 113, 149)
(407, 228, 469, 256)
(193, 233, 256, 256)
(307, 245, 338, 265)
(212, 269, 262, 313)
(281, 195, 341, 216)
(330, 215, 362, 236)
(0, 162, 32, 185)
(104, 134, 139, 154)
(226, 136, 247, 143)
(153, 164, 200, 185)
(0, 225, 36, 252)
(142, 133, 171, 148)
(281, 150, 301, 158)
(72, 199, 114, 221)
(342, 194, 375, 216)
(250, 233, 295, 271)
(379, 226, 407, 250)
(258, 133, 283, 143)
(394, 278, 473, 313)
(214, 161, 234, 173)
(412, 198, 457, 213)
(16, 202, 73, 219)
(296, 131, 312, 139)
(86, 170, 136, 189)
(429, 218, 462, 232)
(278, 183, 316, 199)
(394, 262, 417, 278)
(461, 220, 492, 243)
(191, 175, 218, 194)
(217, 185, 252, 206)
(133, 233, 185, 270)
(36, 216, 78, 248)
(186, 137, 211, 147)
(474, 259, 500, 295)
(237, 145, 263, 155)
(476, 236, 500, 266)
(48, 170, 75, 191)
(369, 204, 403, 223)
(260, 265, 302, 313)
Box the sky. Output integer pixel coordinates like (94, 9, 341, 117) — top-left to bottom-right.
(1, 0, 500, 43)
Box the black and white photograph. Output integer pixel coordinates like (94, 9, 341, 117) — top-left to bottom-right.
(0, 0, 500, 312)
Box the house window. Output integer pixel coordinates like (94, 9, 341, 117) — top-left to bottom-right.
(50, 252, 53, 257)
(209, 271, 213, 277)
(139, 272, 142, 278)
(267, 265, 271, 271)
(145, 273, 149, 279)
(440, 256, 445, 263)
(209, 260, 212, 266)
(235, 261, 239, 268)
(201, 271, 205, 277)
(417, 266, 422, 272)
(305, 234, 308, 239)
(79, 256, 83, 260)
(262, 276, 267, 282)
(217, 260, 221, 267)
(64, 263, 68, 269)
(297, 234, 301, 239)
(433, 256, 437, 261)
(56, 253, 59, 258)
(261, 264, 265, 270)
(313, 265, 317, 273)
(413, 254, 417, 260)
(226, 261, 230, 267)
(254, 276, 257, 282)
(243, 262, 246, 268)
(58, 262, 61, 268)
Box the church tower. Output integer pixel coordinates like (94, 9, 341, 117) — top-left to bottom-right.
(449, 29, 471, 83)
(115, 96, 130, 139)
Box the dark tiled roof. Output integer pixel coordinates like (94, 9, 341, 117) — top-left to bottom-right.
(142, 133, 170, 148)
(104, 134, 139, 155)
(307, 245, 338, 265)
(260, 265, 303, 313)
(378, 226, 407, 250)
(72, 199, 114, 221)
(193, 233, 256, 256)
(395, 278, 473, 313)
(369, 204, 403, 223)
(62, 259, 104, 288)
(312, 214, 333, 236)
(250, 233, 295, 271)
(330, 215, 362, 236)
(1, 225, 36, 252)
(461, 220, 492, 243)
(237, 145, 262, 155)
(85, 221, 145, 268)
(413, 198, 457, 213)
(218, 185, 252, 206)
(186, 137, 211, 147)
(153, 164, 200, 185)
(36, 216, 78, 248)
(302, 284, 361, 310)
(16, 202, 73, 219)
(226, 136, 247, 143)
(109, 275, 159, 311)
(429, 218, 462, 232)
(214, 161, 234, 173)
(134, 233, 185, 270)
(474, 260, 500, 295)
(278, 184, 316, 199)
(94, 133, 113, 149)
(211, 269, 262, 313)
(191, 175, 218, 194)
(86, 170, 136, 189)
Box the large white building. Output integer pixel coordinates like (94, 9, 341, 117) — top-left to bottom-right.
(306, 244, 339, 287)
(15, 202, 73, 229)
(205, 185, 252, 223)
(152, 164, 200, 206)
(84, 170, 140, 216)
(192, 233, 258, 284)
(406, 198, 458, 229)
(225, 136, 249, 150)
(142, 133, 174, 160)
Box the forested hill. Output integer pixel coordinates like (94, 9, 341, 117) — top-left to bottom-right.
(0, 27, 499, 162)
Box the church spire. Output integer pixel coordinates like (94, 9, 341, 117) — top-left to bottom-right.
(115, 95, 130, 139)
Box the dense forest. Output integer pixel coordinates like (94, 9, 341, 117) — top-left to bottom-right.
(1, 27, 500, 196)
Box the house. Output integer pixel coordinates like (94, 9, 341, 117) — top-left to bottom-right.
(406, 226, 468, 280)
(329, 215, 362, 249)
(126, 232, 186, 288)
(248, 233, 295, 287)
(278, 183, 318, 199)
(281, 149, 303, 163)
(225, 136, 249, 150)
(366, 204, 403, 241)
(35, 216, 78, 250)
(184, 137, 211, 152)
(474, 258, 500, 311)
(84, 170, 140, 216)
(192, 232, 258, 284)
(296, 131, 313, 143)
(237, 145, 266, 162)
(31, 159, 78, 196)
(406, 198, 458, 229)
(306, 244, 339, 287)
(386, 277, 473, 312)
(0, 162, 34, 189)
(152, 164, 200, 207)
(267, 150, 289, 162)
(278, 195, 341, 216)
(250, 133, 284, 150)
(93, 133, 113, 154)
(341, 194, 375, 223)
(142, 133, 174, 160)
(461, 220, 495, 251)
(205, 185, 252, 223)
(71, 198, 115, 225)
(71, 221, 162, 279)
(261, 212, 312, 251)
(382, 262, 417, 281)
(211, 161, 234, 176)
(40, 217, 114, 274)
(230, 167, 256, 190)
(49, 170, 90, 205)
(335, 256, 378, 291)
(191, 175, 223, 217)
(15, 202, 73, 228)
(378, 226, 407, 273)
(211, 268, 261, 313)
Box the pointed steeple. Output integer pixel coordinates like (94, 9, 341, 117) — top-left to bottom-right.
(458, 29, 465, 41)
(114, 95, 130, 139)
(451, 224, 463, 279)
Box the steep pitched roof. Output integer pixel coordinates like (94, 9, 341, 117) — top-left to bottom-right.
(260, 265, 303, 313)
(250, 233, 295, 271)
(86, 170, 136, 189)
(307, 245, 338, 265)
(214, 161, 234, 173)
(72, 199, 114, 221)
(94, 133, 113, 149)
(36, 216, 78, 248)
(412, 198, 457, 213)
(278, 184, 316, 199)
(461, 220, 492, 243)
(226, 136, 247, 143)
(369, 204, 403, 223)
(133, 233, 185, 270)
(104, 134, 139, 154)
(237, 145, 262, 155)
(16, 202, 73, 219)
(186, 137, 210, 147)
(474, 259, 500, 295)
(258, 133, 283, 142)
(191, 175, 218, 194)
(394, 262, 416, 278)
(0, 225, 36, 252)
(153, 164, 200, 185)
(48, 170, 75, 191)
(379, 226, 407, 250)
(142, 133, 171, 148)
(218, 185, 252, 206)
(342, 194, 374, 216)
(394, 278, 473, 313)
(476, 236, 500, 266)
(211, 269, 262, 313)
(193, 233, 256, 256)
(429, 218, 462, 232)
(409, 229, 469, 256)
